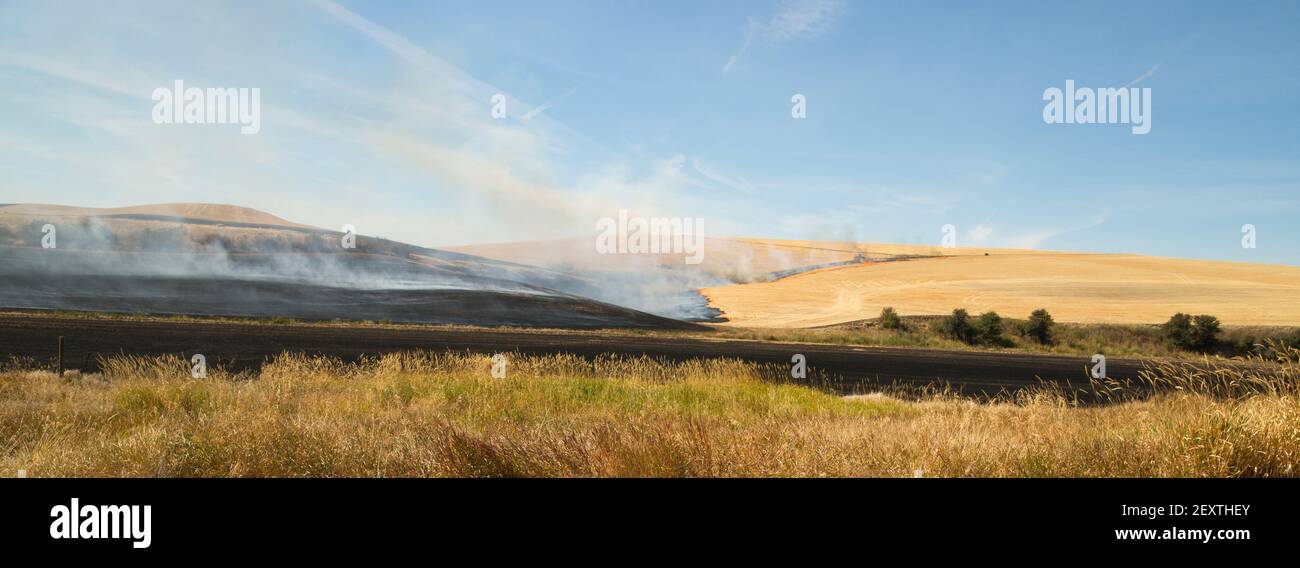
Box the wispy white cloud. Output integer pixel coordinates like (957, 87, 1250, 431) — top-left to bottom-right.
(964, 213, 996, 244)
(1123, 28, 1204, 88)
(949, 157, 1010, 187)
(766, 0, 848, 41)
(311, 0, 488, 96)
(521, 86, 579, 122)
(967, 224, 994, 243)
(0, 49, 143, 97)
(0, 0, 705, 246)
(690, 157, 757, 194)
(1003, 212, 1110, 249)
(1124, 64, 1159, 88)
(723, 0, 847, 73)
(775, 190, 959, 242)
(722, 21, 760, 74)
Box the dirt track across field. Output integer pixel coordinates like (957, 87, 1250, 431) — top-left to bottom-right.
(0, 313, 1153, 398)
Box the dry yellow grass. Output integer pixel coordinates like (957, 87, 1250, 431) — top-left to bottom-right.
(2, 350, 1297, 477)
(703, 250, 1300, 327)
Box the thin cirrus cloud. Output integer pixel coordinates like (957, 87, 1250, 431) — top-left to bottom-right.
(0, 0, 744, 247)
(310, 0, 732, 242)
(1, 1, 1292, 263)
(521, 86, 581, 122)
(967, 224, 995, 244)
(1004, 213, 1111, 250)
(690, 157, 757, 194)
(1124, 29, 1204, 88)
(723, 0, 847, 73)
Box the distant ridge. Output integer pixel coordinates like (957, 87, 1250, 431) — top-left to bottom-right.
(0, 203, 310, 229)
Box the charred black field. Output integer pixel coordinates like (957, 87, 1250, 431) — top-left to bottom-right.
(1, 310, 1141, 399)
(0, 272, 698, 329)
(0, 204, 719, 328)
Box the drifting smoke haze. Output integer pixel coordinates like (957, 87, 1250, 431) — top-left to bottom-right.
(0, 1, 855, 326)
(0, 217, 549, 292)
(0, 0, 879, 327)
(0, 208, 708, 328)
(0, 2, 761, 255)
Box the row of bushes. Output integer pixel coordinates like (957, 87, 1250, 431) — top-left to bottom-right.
(878, 306, 1056, 346)
(878, 307, 1243, 353)
(1161, 313, 1220, 350)
(934, 308, 1057, 347)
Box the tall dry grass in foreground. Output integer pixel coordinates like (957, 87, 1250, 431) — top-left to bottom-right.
(1, 349, 1298, 477)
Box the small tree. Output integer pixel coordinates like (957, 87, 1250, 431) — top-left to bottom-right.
(1288, 330, 1300, 350)
(1024, 308, 1055, 345)
(1190, 314, 1221, 350)
(937, 308, 974, 343)
(973, 311, 1007, 345)
(879, 306, 903, 330)
(1164, 313, 1221, 351)
(1163, 313, 1194, 349)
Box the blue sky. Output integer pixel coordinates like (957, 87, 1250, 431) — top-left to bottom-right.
(1, 0, 1297, 264)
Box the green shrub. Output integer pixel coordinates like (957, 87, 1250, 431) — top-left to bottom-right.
(113, 386, 167, 418)
(936, 309, 974, 343)
(1163, 313, 1194, 348)
(1164, 313, 1221, 351)
(973, 311, 1009, 346)
(1023, 308, 1055, 345)
(380, 376, 418, 407)
(879, 307, 903, 330)
(1190, 314, 1221, 350)
(178, 384, 213, 416)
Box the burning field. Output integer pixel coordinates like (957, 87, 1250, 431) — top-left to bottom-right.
(3, 204, 1300, 478)
(6, 201, 1300, 334)
(0, 203, 703, 328)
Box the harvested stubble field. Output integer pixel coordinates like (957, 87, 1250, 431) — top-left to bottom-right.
(3, 348, 1298, 477)
(448, 236, 1300, 328)
(702, 249, 1300, 328)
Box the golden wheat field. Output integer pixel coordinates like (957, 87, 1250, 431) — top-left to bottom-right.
(448, 236, 1039, 274)
(701, 245, 1300, 328)
(448, 237, 1300, 328)
(14, 204, 1296, 329)
(2, 350, 1298, 477)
